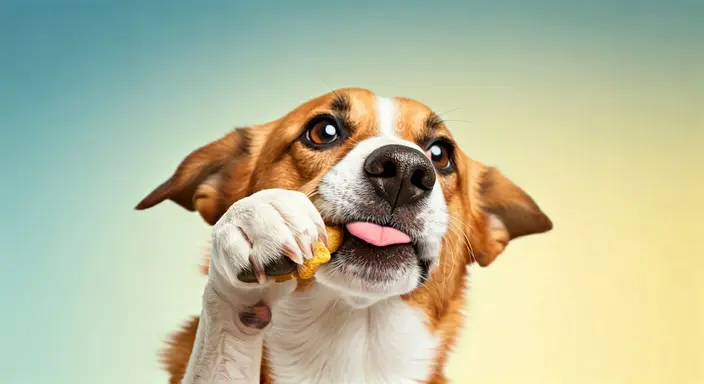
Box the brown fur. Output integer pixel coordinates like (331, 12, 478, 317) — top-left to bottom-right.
(136, 88, 552, 383)
(160, 317, 199, 384)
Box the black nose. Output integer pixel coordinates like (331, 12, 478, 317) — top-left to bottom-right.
(364, 144, 436, 209)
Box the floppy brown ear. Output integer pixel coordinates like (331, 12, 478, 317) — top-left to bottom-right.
(135, 128, 253, 225)
(472, 165, 553, 267)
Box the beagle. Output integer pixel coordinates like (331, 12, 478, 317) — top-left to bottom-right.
(136, 88, 553, 384)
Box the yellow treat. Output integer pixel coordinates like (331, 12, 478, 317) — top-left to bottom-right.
(273, 225, 342, 282)
(322, 224, 344, 253)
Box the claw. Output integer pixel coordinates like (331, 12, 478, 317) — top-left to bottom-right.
(318, 230, 329, 247)
(296, 236, 314, 260)
(309, 242, 317, 260)
(249, 255, 267, 284)
(314, 219, 326, 237)
(282, 242, 303, 265)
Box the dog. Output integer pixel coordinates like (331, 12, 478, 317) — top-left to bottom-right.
(136, 88, 553, 384)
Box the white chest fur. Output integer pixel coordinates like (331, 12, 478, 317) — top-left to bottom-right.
(265, 284, 439, 384)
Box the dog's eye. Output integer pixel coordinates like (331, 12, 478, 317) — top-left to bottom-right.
(426, 142, 452, 169)
(306, 118, 340, 146)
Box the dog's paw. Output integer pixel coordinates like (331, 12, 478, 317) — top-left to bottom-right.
(210, 188, 327, 290)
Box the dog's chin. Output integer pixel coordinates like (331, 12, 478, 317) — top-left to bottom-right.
(315, 232, 424, 308)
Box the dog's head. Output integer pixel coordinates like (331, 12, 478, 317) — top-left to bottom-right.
(137, 88, 552, 305)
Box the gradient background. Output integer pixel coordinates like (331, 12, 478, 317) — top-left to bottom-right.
(1, 1, 702, 383)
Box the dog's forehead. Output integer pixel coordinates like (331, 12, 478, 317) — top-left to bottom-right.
(392, 97, 445, 142)
(286, 88, 449, 141)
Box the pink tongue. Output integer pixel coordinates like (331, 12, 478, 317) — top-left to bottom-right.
(346, 222, 412, 247)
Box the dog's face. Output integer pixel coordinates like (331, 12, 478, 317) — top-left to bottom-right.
(137, 88, 552, 304)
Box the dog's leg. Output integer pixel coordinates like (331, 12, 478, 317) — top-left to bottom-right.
(182, 188, 327, 384)
(182, 279, 296, 384)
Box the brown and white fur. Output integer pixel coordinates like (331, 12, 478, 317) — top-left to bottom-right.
(136, 88, 553, 384)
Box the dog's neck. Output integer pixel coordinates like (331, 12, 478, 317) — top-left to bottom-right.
(265, 282, 440, 384)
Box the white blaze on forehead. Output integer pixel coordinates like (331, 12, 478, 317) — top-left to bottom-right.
(375, 96, 397, 137)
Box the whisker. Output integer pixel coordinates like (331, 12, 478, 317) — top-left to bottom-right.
(319, 76, 339, 99)
(447, 215, 475, 264)
(436, 108, 460, 118)
(440, 119, 475, 125)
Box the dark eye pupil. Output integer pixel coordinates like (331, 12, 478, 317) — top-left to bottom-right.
(430, 145, 443, 161)
(321, 124, 337, 139)
(304, 117, 344, 148)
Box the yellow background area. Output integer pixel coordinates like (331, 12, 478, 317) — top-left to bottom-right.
(1, 2, 701, 383)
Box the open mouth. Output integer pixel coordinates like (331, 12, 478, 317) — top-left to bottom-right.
(345, 222, 412, 247)
(329, 221, 417, 258)
(327, 222, 419, 283)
